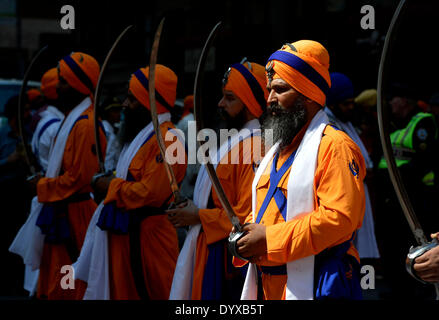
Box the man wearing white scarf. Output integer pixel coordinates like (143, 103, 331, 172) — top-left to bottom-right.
(235, 41, 366, 300)
(324, 72, 380, 260)
(10, 52, 106, 300)
(168, 60, 268, 300)
(89, 65, 187, 300)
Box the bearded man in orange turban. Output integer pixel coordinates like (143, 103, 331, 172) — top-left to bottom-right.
(168, 58, 267, 300)
(24, 52, 107, 299)
(233, 41, 366, 300)
(89, 65, 187, 300)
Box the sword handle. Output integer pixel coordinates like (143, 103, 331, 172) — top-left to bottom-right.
(406, 238, 439, 286)
(228, 230, 248, 261)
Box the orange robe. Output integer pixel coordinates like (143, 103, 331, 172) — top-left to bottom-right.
(104, 122, 187, 300)
(36, 105, 107, 299)
(235, 124, 366, 300)
(191, 135, 262, 299)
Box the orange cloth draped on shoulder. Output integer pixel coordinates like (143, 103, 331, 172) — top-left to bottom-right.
(41, 68, 59, 100)
(233, 125, 366, 300)
(224, 62, 268, 118)
(266, 40, 331, 107)
(36, 105, 107, 299)
(104, 123, 187, 300)
(129, 65, 177, 114)
(190, 134, 263, 299)
(58, 52, 100, 96)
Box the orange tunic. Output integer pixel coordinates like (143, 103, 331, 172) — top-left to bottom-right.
(104, 122, 187, 300)
(191, 135, 262, 299)
(235, 124, 366, 300)
(36, 105, 107, 300)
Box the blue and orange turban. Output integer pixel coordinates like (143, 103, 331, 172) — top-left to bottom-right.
(223, 60, 268, 118)
(58, 52, 100, 96)
(40, 67, 59, 100)
(266, 40, 331, 107)
(128, 64, 177, 114)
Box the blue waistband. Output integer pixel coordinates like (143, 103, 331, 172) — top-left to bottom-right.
(259, 264, 287, 275)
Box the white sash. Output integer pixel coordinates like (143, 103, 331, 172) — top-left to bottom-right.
(9, 97, 92, 270)
(74, 113, 172, 300)
(169, 119, 260, 300)
(241, 110, 329, 300)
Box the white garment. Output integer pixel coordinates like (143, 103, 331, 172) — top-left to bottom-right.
(31, 106, 65, 172)
(169, 119, 260, 300)
(324, 107, 380, 259)
(102, 120, 121, 172)
(9, 97, 92, 272)
(241, 110, 329, 300)
(74, 113, 172, 300)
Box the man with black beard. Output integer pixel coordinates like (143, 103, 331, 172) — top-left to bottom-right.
(167, 59, 267, 300)
(234, 41, 366, 300)
(88, 65, 187, 299)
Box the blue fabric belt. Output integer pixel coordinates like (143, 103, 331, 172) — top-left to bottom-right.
(259, 264, 287, 276)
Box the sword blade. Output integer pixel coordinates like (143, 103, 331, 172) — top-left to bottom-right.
(377, 0, 428, 246)
(148, 17, 184, 205)
(18, 45, 48, 175)
(94, 25, 133, 173)
(193, 21, 242, 232)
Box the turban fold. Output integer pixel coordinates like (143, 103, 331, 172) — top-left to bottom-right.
(266, 40, 331, 106)
(223, 61, 268, 118)
(40, 67, 59, 100)
(128, 65, 177, 114)
(59, 52, 100, 96)
(326, 72, 354, 106)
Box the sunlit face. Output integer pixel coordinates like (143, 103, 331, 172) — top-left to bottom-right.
(218, 89, 245, 118)
(266, 78, 302, 112)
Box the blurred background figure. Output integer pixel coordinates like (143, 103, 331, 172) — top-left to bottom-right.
(30, 67, 64, 173)
(325, 72, 380, 263)
(102, 97, 123, 172)
(0, 95, 32, 297)
(375, 83, 438, 299)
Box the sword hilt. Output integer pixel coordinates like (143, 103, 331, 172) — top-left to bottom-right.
(406, 238, 439, 285)
(228, 229, 249, 261)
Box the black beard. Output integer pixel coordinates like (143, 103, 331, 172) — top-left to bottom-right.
(56, 87, 86, 114)
(260, 96, 308, 151)
(118, 106, 152, 144)
(218, 107, 247, 131)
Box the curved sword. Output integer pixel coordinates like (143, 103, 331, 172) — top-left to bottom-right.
(148, 17, 185, 205)
(377, 0, 439, 295)
(193, 21, 248, 261)
(93, 25, 133, 174)
(18, 45, 48, 176)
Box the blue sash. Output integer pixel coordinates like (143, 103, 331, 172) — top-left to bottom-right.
(314, 233, 363, 300)
(255, 150, 296, 223)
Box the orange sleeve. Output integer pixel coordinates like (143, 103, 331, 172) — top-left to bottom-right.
(37, 110, 106, 203)
(198, 137, 258, 245)
(263, 133, 366, 264)
(104, 125, 187, 210)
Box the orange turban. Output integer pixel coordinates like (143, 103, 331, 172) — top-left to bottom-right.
(58, 52, 100, 96)
(40, 67, 59, 100)
(223, 61, 268, 118)
(128, 65, 177, 114)
(27, 88, 42, 102)
(266, 40, 331, 107)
